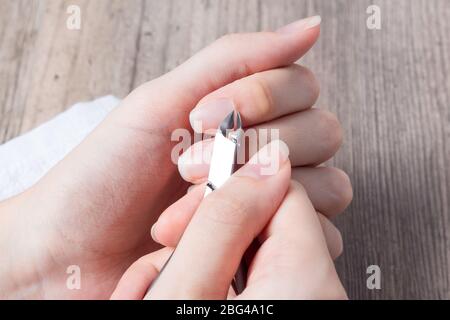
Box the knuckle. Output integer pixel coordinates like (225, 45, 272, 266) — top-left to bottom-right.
(315, 109, 343, 154)
(215, 33, 253, 79)
(201, 192, 251, 228)
(250, 77, 275, 118)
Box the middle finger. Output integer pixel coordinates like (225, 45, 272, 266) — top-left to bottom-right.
(189, 64, 319, 131)
(178, 108, 343, 180)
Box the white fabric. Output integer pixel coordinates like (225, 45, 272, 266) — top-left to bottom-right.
(0, 95, 120, 201)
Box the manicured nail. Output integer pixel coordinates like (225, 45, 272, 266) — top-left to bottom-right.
(189, 98, 235, 132)
(276, 15, 321, 34)
(150, 224, 158, 243)
(178, 139, 213, 182)
(236, 140, 289, 179)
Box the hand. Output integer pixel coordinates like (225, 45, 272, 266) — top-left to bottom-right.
(0, 16, 351, 299)
(111, 141, 347, 299)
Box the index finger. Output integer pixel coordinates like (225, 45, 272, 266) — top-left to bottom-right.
(123, 16, 321, 130)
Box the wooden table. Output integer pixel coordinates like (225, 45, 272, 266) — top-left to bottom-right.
(0, 0, 448, 299)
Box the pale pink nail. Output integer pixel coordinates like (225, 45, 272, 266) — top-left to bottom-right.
(276, 15, 321, 34)
(178, 139, 214, 182)
(189, 98, 235, 132)
(150, 224, 158, 242)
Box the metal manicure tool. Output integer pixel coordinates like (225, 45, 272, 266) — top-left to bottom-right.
(204, 110, 246, 294)
(204, 110, 243, 196)
(147, 110, 247, 296)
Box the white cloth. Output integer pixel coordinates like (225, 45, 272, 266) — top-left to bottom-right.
(0, 95, 120, 201)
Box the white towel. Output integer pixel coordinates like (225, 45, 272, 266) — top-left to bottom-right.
(0, 95, 120, 201)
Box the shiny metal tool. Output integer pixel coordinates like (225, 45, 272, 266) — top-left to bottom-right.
(146, 111, 246, 296)
(204, 110, 243, 196)
(204, 110, 246, 294)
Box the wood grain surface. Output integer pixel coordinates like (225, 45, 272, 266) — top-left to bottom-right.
(0, 0, 448, 299)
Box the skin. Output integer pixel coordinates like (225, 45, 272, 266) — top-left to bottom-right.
(112, 142, 347, 299)
(0, 16, 352, 299)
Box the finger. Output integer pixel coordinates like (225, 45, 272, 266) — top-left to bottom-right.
(178, 109, 343, 180)
(110, 247, 173, 300)
(292, 167, 353, 217)
(151, 183, 206, 244)
(152, 181, 346, 259)
(240, 181, 347, 299)
(318, 213, 343, 259)
(178, 137, 351, 216)
(190, 64, 319, 131)
(252, 109, 342, 165)
(180, 165, 353, 219)
(146, 141, 291, 299)
(123, 16, 321, 129)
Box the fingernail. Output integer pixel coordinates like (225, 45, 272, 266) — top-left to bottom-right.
(178, 139, 213, 182)
(150, 224, 159, 243)
(236, 140, 289, 179)
(189, 98, 235, 132)
(276, 15, 321, 34)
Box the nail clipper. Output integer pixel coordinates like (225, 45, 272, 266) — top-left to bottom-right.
(204, 111, 247, 294)
(147, 111, 247, 295)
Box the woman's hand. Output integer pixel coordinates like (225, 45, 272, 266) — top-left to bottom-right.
(0, 15, 351, 299)
(111, 141, 347, 299)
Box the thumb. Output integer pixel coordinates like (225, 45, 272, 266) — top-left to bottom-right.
(146, 140, 291, 299)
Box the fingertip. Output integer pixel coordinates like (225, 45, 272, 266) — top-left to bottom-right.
(318, 214, 344, 259)
(177, 153, 190, 182)
(275, 16, 321, 59)
(150, 224, 159, 243)
(189, 98, 236, 133)
(177, 140, 213, 183)
(151, 216, 173, 246)
(110, 255, 160, 300)
(276, 15, 322, 34)
(152, 184, 205, 247)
